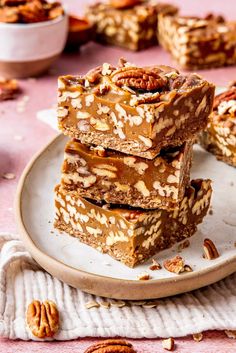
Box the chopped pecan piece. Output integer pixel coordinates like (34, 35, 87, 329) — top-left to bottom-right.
(110, 0, 142, 10)
(84, 339, 137, 353)
(213, 87, 236, 109)
(26, 300, 59, 338)
(163, 255, 185, 274)
(203, 238, 219, 259)
(149, 259, 162, 271)
(0, 78, 20, 101)
(86, 66, 102, 84)
(225, 330, 236, 339)
(137, 272, 151, 280)
(193, 332, 203, 342)
(162, 337, 175, 351)
(111, 67, 167, 92)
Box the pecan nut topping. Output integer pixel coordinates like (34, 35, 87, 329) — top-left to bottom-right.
(111, 67, 167, 92)
(110, 0, 142, 10)
(213, 87, 236, 110)
(86, 66, 103, 84)
(84, 339, 137, 353)
(26, 300, 59, 338)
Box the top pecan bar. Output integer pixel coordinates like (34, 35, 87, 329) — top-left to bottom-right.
(58, 60, 215, 159)
(158, 13, 236, 69)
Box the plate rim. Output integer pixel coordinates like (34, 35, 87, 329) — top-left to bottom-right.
(15, 133, 236, 300)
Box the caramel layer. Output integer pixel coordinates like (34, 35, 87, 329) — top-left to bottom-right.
(54, 179, 212, 267)
(61, 139, 192, 209)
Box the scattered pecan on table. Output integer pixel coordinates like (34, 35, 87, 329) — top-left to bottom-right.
(26, 300, 59, 338)
(84, 339, 137, 353)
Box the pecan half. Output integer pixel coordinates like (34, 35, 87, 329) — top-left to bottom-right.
(0, 78, 20, 100)
(163, 255, 185, 274)
(26, 300, 59, 338)
(84, 339, 137, 353)
(110, 0, 142, 10)
(213, 87, 236, 109)
(111, 67, 167, 92)
(203, 238, 219, 259)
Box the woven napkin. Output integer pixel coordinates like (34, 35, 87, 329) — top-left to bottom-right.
(0, 232, 236, 341)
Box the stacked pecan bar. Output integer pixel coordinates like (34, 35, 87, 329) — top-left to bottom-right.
(55, 59, 214, 267)
(86, 0, 178, 51)
(199, 83, 236, 167)
(158, 13, 236, 69)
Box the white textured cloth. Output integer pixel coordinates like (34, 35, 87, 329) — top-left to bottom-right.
(0, 233, 236, 341)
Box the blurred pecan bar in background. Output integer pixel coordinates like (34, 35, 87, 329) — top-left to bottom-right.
(54, 179, 212, 267)
(57, 60, 215, 159)
(199, 83, 236, 167)
(158, 13, 236, 69)
(86, 0, 178, 51)
(61, 139, 192, 210)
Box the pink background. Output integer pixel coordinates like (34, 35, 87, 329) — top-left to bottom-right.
(0, 0, 236, 351)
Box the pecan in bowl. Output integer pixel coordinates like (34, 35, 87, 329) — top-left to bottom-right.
(26, 300, 59, 338)
(84, 339, 137, 353)
(110, 0, 143, 10)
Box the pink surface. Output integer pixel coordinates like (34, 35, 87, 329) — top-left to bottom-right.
(0, 0, 236, 351)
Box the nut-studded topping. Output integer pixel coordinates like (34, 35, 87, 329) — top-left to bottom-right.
(163, 255, 185, 274)
(0, 78, 20, 101)
(26, 300, 59, 338)
(110, 0, 142, 10)
(111, 67, 167, 92)
(213, 87, 236, 110)
(203, 238, 220, 259)
(84, 339, 137, 353)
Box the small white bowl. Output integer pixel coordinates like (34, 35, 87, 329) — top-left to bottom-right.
(0, 13, 68, 78)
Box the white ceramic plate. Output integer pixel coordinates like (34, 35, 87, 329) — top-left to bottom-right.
(15, 133, 236, 300)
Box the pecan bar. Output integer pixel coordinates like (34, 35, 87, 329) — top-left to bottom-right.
(199, 84, 236, 167)
(86, 1, 178, 51)
(58, 60, 215, 159)
(61, 139, 192, 210)
(158, 13, 236, 69)
(54, 179, 212, 267)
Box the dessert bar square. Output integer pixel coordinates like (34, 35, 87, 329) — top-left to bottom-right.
(158, 13, 236, 69)
(54, 179, 212, 267)
(199, 84, 236, 167)
(58, 60, 215, 159)
(61, 139, 192, 210)
(86, 1, 178, 51)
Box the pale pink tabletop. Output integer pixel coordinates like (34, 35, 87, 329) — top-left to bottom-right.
(0, 0, 236, 351)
